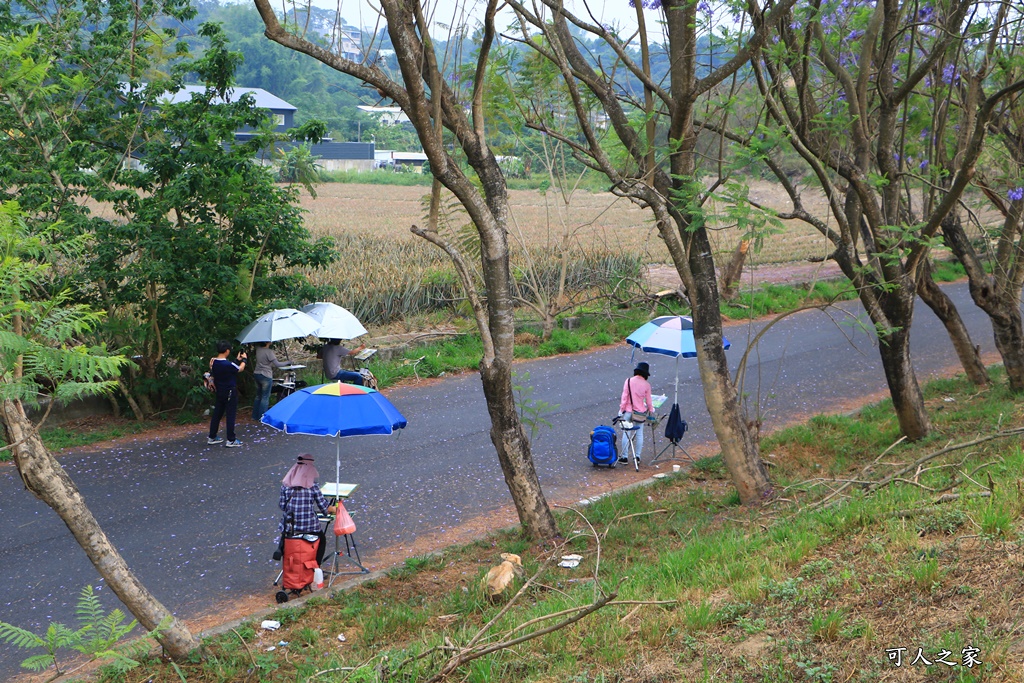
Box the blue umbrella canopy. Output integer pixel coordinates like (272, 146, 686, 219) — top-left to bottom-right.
(262, 382, 407, 436)
(626, 315, 730, 358)
(262, 382, 407, 485)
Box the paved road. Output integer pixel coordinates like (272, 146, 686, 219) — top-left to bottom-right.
(0, 282, 1008, 678)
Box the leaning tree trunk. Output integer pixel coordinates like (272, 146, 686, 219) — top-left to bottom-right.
(941, 211, 1024, 391)
(689, 229, 773, 503)
(990, 304, 1024, 391)
(480, 361, 559, 538)
(1, 397, 199, 659)
(916, 259, 989, 386)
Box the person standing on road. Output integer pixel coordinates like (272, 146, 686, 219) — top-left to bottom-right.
(252, 341, 287, 421)
(319, 339, 366, 385)
(208, 340, 246, 447)
(619, 361, 653, 464)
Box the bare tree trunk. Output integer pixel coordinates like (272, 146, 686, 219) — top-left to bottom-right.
(719, 238, 750, 302)
(916, 260, 989, 386)
(875, 327, 931, 440)
(689, 231, 772, 503)
(992, 308, 1024, 391)
(480, 362, 559, 537)
(1, 396, 199, 660)
(941, 210, 1024, 391)
(253, 0, 559, 540)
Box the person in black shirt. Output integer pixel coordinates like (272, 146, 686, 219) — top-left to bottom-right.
(208, 340, 247, 447)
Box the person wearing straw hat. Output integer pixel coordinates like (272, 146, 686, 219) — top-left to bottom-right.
(278, 454, 336, 566)
(618, 361, 653, 464)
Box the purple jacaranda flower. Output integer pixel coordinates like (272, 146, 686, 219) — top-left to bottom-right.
(942, 64, 956, 84)
(919, 159, 929, 170)
(1010, 187, 1024, 202)
(790, 19, 802, 30)
(920, 128, 929, 139)
(837, 90, 846, 101)
(697, 0, 713, 18)
(846, 29, 863, 42)
(918, 5, 934, 21)
(893, 152, 900, 163)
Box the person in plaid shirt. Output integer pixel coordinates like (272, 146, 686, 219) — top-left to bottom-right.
(279, 454, 335, 564)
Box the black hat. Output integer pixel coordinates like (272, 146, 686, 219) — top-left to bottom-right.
(634, 362, 650, 378)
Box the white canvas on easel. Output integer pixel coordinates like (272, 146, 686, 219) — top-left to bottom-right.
(321, 482, 358, 498)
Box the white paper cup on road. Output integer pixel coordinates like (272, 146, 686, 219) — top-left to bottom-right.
(672, 464, 681, 472)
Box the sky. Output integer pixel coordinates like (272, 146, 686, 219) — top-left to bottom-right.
(305, 0, 653, 39)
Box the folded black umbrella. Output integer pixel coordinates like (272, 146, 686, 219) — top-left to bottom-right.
(664, 403, 687, 443)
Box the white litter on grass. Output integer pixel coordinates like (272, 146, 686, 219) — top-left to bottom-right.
(338, 634, 347, 642)
(578, 499, 591, 506)
(261, 620, 281, 630)
(652, 473, 668, 479)
(559, 554, 583, 568)
(266, 646, 276, 652)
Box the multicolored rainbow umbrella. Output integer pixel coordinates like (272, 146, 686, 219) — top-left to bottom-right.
(262, 382, 407, 485)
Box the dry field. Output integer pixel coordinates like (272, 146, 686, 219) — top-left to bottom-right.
(298, 180, 837, 267)
(296, 180, 842, 324)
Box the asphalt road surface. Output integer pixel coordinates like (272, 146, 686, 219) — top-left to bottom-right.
(0, 281, 1009, 679)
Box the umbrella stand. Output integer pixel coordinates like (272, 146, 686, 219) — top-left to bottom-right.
(650, 356, 694, 465)
(325, 434, 368, 584)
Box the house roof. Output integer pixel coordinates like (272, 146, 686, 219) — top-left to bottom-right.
(158, 85, 297, 111)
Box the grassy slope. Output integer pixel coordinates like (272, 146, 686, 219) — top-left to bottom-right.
(102, 367, 1023, 683)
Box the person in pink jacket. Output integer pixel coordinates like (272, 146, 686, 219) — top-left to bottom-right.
(619, 362, 653, 463)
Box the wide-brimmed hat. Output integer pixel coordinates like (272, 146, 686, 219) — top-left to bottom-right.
(634, 362, 650, 378)
(296, 454, 315, 463)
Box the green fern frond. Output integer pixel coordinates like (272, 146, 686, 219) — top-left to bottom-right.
(53, 380, 120, 403)
(91, 650, 140, 673)
(18, 653, 57, 672)
(113, 634, 155, 662)
(74, 586, 104, 628)
(0, 621, 46, 649)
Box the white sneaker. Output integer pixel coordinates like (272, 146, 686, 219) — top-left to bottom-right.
(208, 437, 223, 445)
(225, 440, 242, 448)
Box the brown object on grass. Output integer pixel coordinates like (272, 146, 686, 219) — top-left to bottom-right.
(482, 552, 524, 600)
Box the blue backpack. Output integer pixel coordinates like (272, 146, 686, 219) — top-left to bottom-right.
(588, 425, 618, 467)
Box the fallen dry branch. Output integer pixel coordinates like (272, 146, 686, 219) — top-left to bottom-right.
(806, 436, 908, 510)
(424, 586, 621, 683)
(601, 508, 670, 539)
(894, 491, 992, 519)
(868, 428, 1024, 491)
(805, 428, 1023, 513)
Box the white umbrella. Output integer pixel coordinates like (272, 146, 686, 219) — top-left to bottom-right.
(301, 302, 367, 340)
(236, 308, 321, 344)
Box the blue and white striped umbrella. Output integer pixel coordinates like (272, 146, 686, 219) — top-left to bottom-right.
(626, 315, 730, 358)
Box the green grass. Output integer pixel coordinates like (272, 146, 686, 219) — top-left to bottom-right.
(320, 169, 434, 186)
(36, 420, 160, 453)
(100, 367, 1024, 681)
